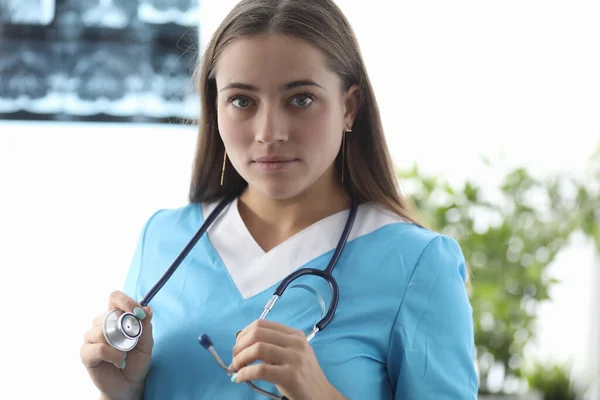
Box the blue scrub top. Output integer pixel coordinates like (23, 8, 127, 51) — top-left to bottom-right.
(124, 199, 479, 399)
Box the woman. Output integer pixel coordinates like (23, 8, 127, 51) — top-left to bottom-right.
(80, 0, 479, 398)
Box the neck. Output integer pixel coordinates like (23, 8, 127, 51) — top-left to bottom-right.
(238, 173, 350, 250)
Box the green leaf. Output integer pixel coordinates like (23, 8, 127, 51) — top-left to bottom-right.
(397, 158, 599, 394)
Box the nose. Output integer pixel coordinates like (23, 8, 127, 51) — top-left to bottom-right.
(254, 104, 288, 145)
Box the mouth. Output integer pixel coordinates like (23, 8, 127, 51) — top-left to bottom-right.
(253, 156, 297, 163)
(252, 156, 298, 170)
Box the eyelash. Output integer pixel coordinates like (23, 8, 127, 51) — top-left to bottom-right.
(289, 93, 315, 107)
(227, 93, 316, 109)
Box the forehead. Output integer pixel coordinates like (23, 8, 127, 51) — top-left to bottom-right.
(214, 34, 338, 89)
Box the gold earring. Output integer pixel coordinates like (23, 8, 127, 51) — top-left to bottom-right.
(342, 127, 351, 183)
(341, 133, 346, 183)
(220, 150, 227, 186)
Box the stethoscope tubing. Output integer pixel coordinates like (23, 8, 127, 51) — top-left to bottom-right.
(138, 194, 237, 307)
(105, 194, 357, 368)
(271, 197, 357, 330)
(105, 194, 358, 400)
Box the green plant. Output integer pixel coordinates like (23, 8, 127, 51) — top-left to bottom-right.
(526, 362, 582, 400)
(398, 149, 599, 393)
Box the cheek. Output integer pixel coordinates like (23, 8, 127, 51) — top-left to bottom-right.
(217, 106, 251, 150)
(297, 107, 342, 156)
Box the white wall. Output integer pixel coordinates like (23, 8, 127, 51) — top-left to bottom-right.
(0, 122, 199, 399)
(1, 0, 599, 398)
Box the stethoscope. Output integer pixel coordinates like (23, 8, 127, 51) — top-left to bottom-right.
(103, 194, 358, 399)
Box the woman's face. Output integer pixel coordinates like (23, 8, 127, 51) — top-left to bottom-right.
(214, 34, 358, 200)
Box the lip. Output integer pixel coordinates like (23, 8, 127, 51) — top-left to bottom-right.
(254, 156, 297, 163)
(252, 156, 298, 171)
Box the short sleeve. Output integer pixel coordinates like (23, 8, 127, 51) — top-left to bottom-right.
(387, 235, 479, 399)
(123, 210, 162, 301)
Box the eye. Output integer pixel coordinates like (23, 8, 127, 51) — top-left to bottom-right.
(228, 95, 254, 108)
(289, 94, 314, 108)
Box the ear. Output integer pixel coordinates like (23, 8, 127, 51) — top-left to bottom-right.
(343, 84, 361, 129)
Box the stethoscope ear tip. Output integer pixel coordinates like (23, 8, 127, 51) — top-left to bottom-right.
(198, 333, 213, 349)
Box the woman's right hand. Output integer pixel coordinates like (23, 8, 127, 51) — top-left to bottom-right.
(80, 291, 154, 400)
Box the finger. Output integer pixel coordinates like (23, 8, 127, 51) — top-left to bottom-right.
(101, 307, 153, 354)
(234, 363, 293, 387)
(90, 305, 153, 356)
(92, 314, 104, 327)
(136, 307, 154, 354)
(89, 305, 153, 356)
(233, 326, 302, 359)
(231, 342, 295, 371)
(236, 319, 300, 343)
(80, 342, 127, 369)
(84, 325, 107, 344)
(108, 291, 146, 319)
(93, 304, 152, 328)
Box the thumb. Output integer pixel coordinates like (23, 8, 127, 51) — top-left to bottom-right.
(135, 306, 154, 352)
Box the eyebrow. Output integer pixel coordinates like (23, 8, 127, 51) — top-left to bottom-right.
(219, 79, 326, 92)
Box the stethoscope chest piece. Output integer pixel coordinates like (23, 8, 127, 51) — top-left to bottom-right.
(103, 309, 142, 352)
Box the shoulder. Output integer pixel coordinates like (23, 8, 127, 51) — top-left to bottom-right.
(136, 199, 234, 250)
(355, 203, 466, 281)
(142, 202, 204, 233)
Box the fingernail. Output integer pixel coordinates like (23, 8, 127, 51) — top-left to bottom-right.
(120, 359, 127, 369)
(123, 352, 128, 361)
(133, 307, 146, 320)
(230, 373, 237, 383)
(235, 329, 242, 338)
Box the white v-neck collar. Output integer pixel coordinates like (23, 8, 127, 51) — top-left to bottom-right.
(203, 198, 407, 299)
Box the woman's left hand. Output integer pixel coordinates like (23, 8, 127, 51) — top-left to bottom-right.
(230, 319, 345, 400)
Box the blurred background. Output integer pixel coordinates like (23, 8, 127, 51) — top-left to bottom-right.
(0, 0, 598, 399)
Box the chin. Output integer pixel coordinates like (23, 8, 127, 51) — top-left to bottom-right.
(253, 180, 308, 201)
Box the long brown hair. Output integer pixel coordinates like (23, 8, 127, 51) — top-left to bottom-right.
(189, 0, 421, 225)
